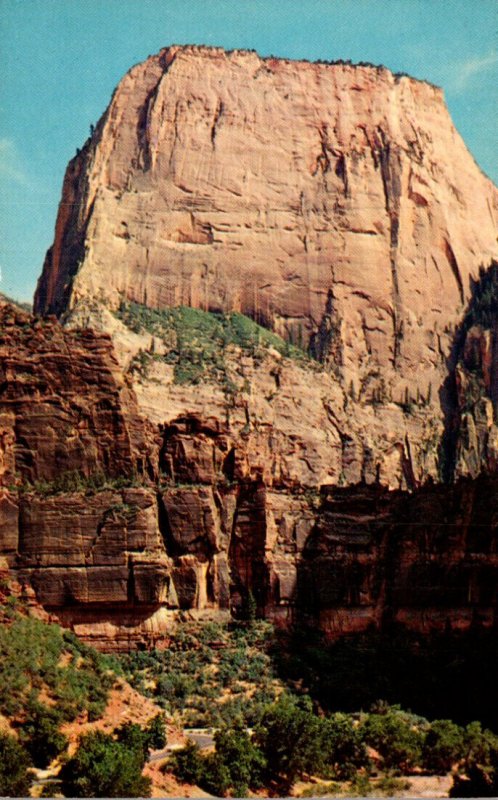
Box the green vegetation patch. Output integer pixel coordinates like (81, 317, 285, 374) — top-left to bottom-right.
(3, 602, 498, 796)
(0, 610, 117, 768)
(15, 468, 148, 497)
(59, 717, 165, 798)
(120, 619, 281, 728)
(167, 691, 498, 797)
(0, 617, 114, 721)
(0, 732, 33, 797)
(120, 618, 498, 797)
(115, 301, 313, 385)
(0, 590, 166, 795)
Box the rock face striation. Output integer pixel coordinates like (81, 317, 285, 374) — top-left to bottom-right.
(3, 46, 497, 647)
(0, 302, 170, 648)
(35, 46, 497, 394)
(1, 292, 497, 648)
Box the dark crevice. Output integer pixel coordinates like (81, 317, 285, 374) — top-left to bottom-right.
(377, 130, 404, 367)
(335, 153, 349, 197)
(444, 239, 465, 306)
(312, 124, 331, 176)
(156, 491, 178, 557)
(136, 84, 161, 171)
(223, 448, 236, 482)
(210, 99, 224, 147)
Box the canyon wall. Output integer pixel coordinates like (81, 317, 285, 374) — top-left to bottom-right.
(34, 45, 498, 490)
(2, 47, 497, 647)
(1, 297, 497, 649)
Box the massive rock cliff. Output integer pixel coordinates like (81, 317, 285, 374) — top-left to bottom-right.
(3, 47, 497, 647)
(34, 45, 498, 490)
(0, 301, 171, 648)
(35, 46, 497, 385)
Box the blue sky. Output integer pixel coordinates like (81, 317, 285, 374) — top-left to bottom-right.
(1, 0, 496, 302)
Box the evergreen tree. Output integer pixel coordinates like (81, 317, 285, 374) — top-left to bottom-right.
(0, 733, 32, 797)
(59, 730, 151, 798)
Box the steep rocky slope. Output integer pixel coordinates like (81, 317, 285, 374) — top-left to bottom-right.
(1, 295, 497, 647)
(2, 47, 497, 646)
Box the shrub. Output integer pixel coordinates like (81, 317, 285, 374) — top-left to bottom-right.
(422, 719, 465, 773)
(59, 730, 151, 798)
(172, 726, 266, 797)
(115, 722, 150, 759)
(145, 713, 167, 750)
(449, 722, 498, 796)
(198, 753, 232, 796)
(360, 705, 424, 773)
(254, 695, 324, 789)
(170, 740, 204, 785)
(0, 732, 33, 796)
(20, 700, 68, 767)
(211, 725, 266, 796)
(463, 721, 498, 769)
(322, 712, 369, 779)
(155, 672, 197, 709)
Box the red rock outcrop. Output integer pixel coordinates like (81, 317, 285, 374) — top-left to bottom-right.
(0, 301, 170, 648)
(0, 303, 153, 487)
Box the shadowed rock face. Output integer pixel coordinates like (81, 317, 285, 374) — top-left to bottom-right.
(4, 47, 498, 648)
(0, 301, 169, 649)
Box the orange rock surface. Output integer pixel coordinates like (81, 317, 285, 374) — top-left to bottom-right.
(35, 46, 498, 405)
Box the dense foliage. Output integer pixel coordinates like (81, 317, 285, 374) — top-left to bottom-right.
(59, 729, 152, 798)
(0, 732, 33, 796)
(141, 620, 498, 796)
(0, 616, 111, 720)
(360, 704, 425, 772)
(254, 694, 368, 789)
(0, 614, 117, 768)
(173, 725, 266, 796)
(169, 695, 498, 796)
(2, 598, 497, 796)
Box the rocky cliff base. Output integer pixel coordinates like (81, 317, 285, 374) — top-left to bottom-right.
(1, 298, 496, 650)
